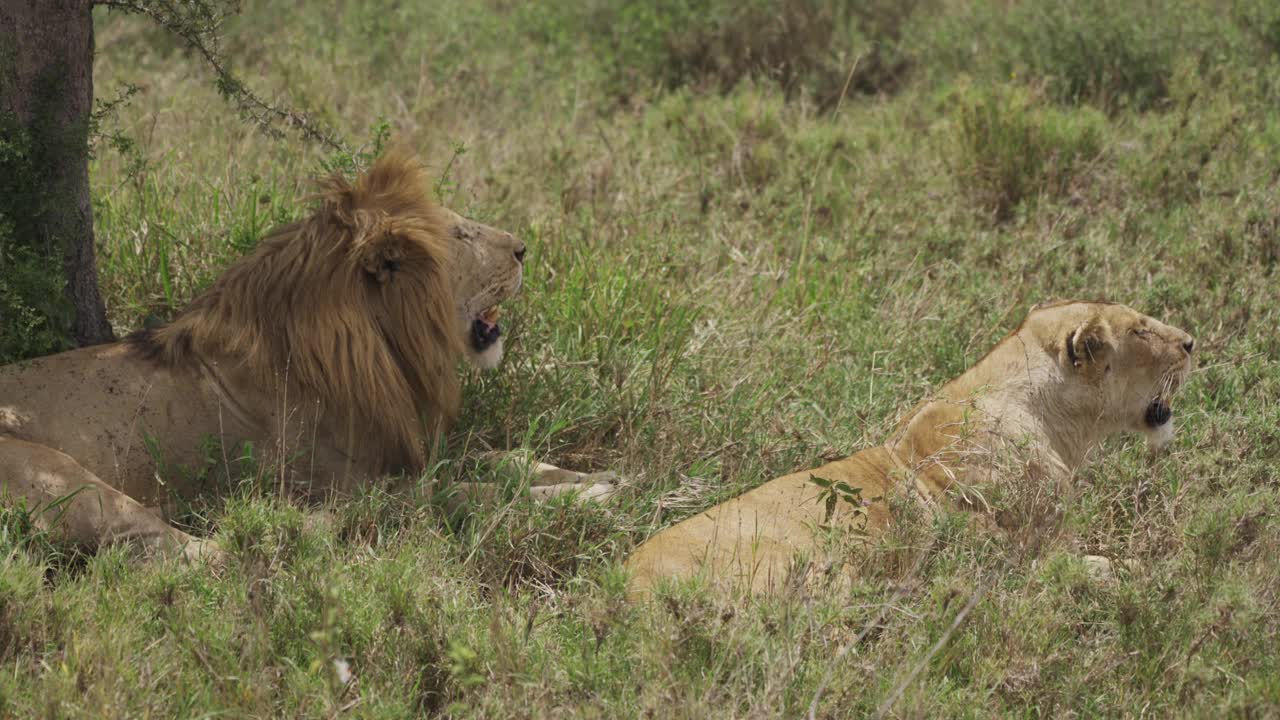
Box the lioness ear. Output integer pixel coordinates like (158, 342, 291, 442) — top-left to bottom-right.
(359, 232, 405, 285)
(1064, 316, 1115, 373)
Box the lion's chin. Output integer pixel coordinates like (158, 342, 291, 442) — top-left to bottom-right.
(468, 336, 504, 370)
(1142, 418, 1175, 451)
(467, 305, 506, 370)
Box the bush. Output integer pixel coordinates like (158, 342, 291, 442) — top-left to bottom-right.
(0, 122, 74, 363)
(1234, 0, 1280, 60)
(921, 0, 1232, 112)
(647, 85, 789, 190)
(1001, 0, 1189, 111)
(1123, 70, 1247, 206)
(951, 84, 1106, 220)
(570, 0, 934, 106)
(0, 239, 71, 364)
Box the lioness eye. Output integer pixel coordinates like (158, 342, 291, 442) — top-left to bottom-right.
(1131, 328, 1152, 338)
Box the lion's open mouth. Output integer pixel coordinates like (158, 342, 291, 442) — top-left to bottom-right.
(470, 305, 502, 352)
(1144, 366, 1187, 429)
(1140, 365, 1189, 451)
(1144, 399, 1172, 428)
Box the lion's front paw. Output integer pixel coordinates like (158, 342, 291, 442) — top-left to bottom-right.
(577, 472, 620, 503)
(524, 471, 623, 504)
(181, 537, 230, 569)
(1082, 555, 1116, 583)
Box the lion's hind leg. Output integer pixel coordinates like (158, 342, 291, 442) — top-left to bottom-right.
(0, 436, 222, 564)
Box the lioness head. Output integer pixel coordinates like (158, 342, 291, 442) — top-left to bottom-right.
(442, 209, 525, 370)
(1027, 301, 1195, 449)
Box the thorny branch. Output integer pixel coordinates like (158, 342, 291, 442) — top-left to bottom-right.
(94, 0, 349, 153)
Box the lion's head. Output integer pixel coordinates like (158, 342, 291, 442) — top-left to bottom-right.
(128, 148, 523, 471)
(442, 208, 525, 370)
(1024, 300, 1195, 450)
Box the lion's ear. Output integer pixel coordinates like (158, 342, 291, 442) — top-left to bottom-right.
(1064, 316, 1115, 374)
(359, 231, 405, 285)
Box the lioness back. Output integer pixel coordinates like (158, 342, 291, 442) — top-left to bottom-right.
(626, 448, 897, 596)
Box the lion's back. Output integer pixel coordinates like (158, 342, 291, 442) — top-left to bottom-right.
(0, 344, 221, 502)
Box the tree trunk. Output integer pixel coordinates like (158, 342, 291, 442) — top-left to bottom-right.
(0, 0, 114, 347)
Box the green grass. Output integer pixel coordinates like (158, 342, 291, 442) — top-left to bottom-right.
(1, 0, 1279, 716)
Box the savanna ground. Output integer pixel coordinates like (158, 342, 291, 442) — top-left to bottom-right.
(3, 0, 1280, 716)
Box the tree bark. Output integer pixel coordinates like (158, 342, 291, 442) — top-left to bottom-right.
(0, 0, 114, 347)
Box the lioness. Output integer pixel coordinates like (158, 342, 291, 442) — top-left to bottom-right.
(0, 149, 610, 560)
(625, 301, 1195, 597)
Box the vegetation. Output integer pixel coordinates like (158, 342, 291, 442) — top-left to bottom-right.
(2, 0, 1279, 716)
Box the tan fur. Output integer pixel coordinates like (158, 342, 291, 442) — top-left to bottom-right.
(0, 149, 524, 558)
(624, 301, 1195, 598)
(131, 151, 461, 475)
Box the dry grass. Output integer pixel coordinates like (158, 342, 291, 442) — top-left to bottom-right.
(0, 0, 1278, 717)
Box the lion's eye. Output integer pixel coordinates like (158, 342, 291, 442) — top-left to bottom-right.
(1130, 328, 1152, 339)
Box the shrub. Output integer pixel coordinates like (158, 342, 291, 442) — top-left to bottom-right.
(1124, 73, 1247, 206)
(1234, 0, 1280, 60)
(571, 0, 934, 105)
(921, 0, 1229, 112)
(951, 84, 1107, 220)
(0, 242, 71, 364)
(647, 85, 789, 190)
(1001, 0, 1188, 111)
(0, 121, 74, 363)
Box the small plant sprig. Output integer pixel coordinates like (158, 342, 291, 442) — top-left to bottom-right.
(434, 140, 469, 202)
(809, 474, 872, 526)
(318, 118, 392, 177)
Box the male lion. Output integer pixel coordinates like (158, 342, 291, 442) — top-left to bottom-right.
(0, 149, 610, 560)
(625, 301, 1195, 597)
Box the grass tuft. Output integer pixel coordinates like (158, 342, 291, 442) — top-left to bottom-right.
(951, 83, 1105, 221)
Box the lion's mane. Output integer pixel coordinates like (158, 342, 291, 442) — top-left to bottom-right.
(128, 149, 461, 473)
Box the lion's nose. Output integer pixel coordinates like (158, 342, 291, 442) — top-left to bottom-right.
(514, 245, 526, 264)
(1182, 338, 1195, 354)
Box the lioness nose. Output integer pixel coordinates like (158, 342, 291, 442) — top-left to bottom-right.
(1183, 338, 1195, 354)
(514, 245, 526, 264)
